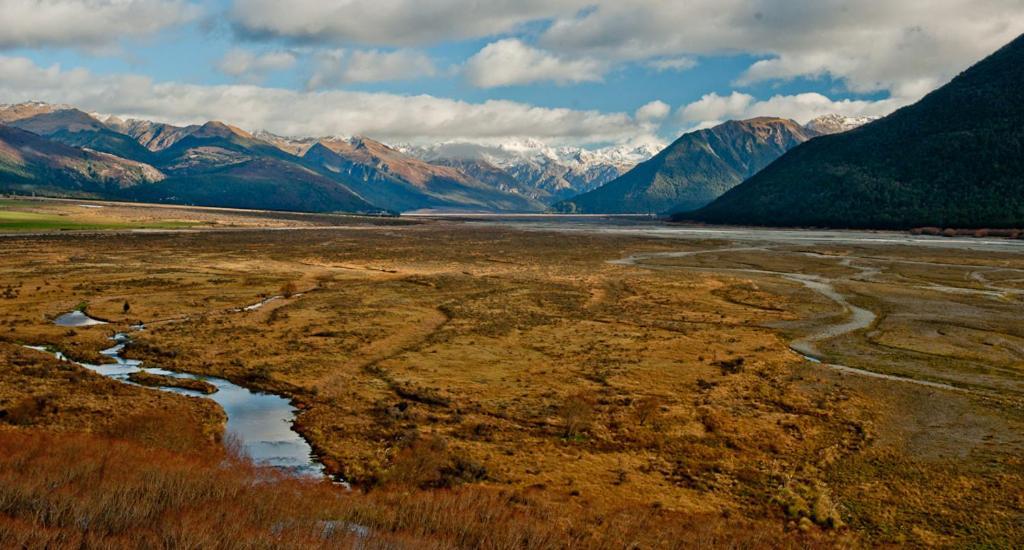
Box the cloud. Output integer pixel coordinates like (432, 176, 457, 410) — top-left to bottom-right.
(229, 0, 589, 47)
(539, 0, 1024, 102)
(226, 0, 1024, 102)
(635, 100, 670, 122)
(217, 49, 296, 82)
(308, 49, 437, 88)
(677, 91, 902, 129)
(0, 0, 201, 49)
(465, 39, 605, 88)
(646, 57, 697, 73)
(0, 55, 649, 145)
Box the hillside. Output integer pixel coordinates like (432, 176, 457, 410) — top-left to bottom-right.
(4, 109, 157, 163)
(0, 124, 163, 196)
(0, 117, 378, 214)
(553, 118, 812, 214)
(102, 116, 201, 152)
(302, 137, 544, 212)
(683, 34, 1024, 228)
(125, 157, 378, 213)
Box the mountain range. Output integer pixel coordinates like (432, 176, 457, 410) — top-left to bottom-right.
(552, 115, 873, 215)
(1, 98, 889, 218)
(0, 103, 664, 214)
(397, 139, 664, 205)
(683, 33, 1024, 229)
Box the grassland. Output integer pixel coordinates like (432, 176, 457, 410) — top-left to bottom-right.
(0, 199, 202, 231)
(0, 201, 1021, 547)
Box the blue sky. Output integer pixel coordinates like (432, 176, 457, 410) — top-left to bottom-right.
(1, 1, 1022, 146)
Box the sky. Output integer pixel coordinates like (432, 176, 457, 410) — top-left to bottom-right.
(1, 0, 1023, 147)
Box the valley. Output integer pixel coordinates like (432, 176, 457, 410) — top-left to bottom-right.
(0, 202, 1021, 546)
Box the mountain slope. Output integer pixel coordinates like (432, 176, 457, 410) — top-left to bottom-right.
(302, 137, 544, 212)
(400, 140, 661, 204)
(124, 157, 377, 213)
(0, 124, 163, 196)
(683, 34, 1024, 229)
(154, 121, 295, 174)
(102, 117, 201, 152)
(554, 118, 812, 214)
(0, 118, 379, 214)
(4, 109, 156, 163)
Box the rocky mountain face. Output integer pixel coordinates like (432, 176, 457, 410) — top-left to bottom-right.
(0, 98, 886, 218)
(398, 140, 663, 204)
(101, 116, 202, 152)
(2, 107, 157, 163)
(0, 102, 544, 213)
(804, 114, 880, 136)
(0, 106, 377, 213)
(552, 118, 815, 215)
(301, 137, 544, 212)
(683, 33, 1024, 229)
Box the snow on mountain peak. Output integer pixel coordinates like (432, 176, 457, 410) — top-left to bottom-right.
(804, 114, 880, 136)
(396, 138, 664, 172)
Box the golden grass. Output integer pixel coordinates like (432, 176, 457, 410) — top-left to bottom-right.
(0, 208, 1022, 546)
(0, 427, 829, 549)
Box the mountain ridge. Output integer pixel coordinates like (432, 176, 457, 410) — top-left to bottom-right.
(551, 117, 815, 215)
(681, 33, 1024, 229)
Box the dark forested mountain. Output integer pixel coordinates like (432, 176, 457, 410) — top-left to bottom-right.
(552, 118, 813, 214)
(682, 34, 1024, 229)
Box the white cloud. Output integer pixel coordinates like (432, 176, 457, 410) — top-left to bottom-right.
(308, 49, 437, 88)
(0, 55, 648, 145)
(0, 0, 201, 49)
(635, 100, 670, 122)
(217, 49, 296, 82)
(646, 57, 697, 73)
(227, 0, 1024, 102)
(679, 92, 756, 124)
(229, 0, 589, 47)
(465, 39, 605, 88)
(539, 0, 1024, 103)
(677, 91, 902, 129)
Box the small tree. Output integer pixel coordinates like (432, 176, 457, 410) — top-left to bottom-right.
(635, 395, 663, 427)
(559, 392, 595, 438)
(280, 281, 298, 298)
(123, 300, 131, 314)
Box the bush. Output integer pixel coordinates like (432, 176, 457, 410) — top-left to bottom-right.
(281, 281, 299, 298)
(3, 395, 57, 426)
(558, 392, 595, 438)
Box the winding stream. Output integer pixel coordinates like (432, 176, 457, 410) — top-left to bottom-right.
(28, 312, 327, 478)
(612, 248, 965, 392)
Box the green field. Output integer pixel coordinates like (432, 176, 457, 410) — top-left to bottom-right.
(0, 201, 199, 232)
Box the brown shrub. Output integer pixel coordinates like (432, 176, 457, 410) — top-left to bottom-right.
(281, 281, 299, 298)
(635, 395, 664, 427)
(102, 410, 219, 453)
(3, 395, 57, 426)
(558, 391, 595, 438)
(0, 429, 818, 548)
(385, 435, 487, 489)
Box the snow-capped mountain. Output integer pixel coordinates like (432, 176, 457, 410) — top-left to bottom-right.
(396, 139, 664, 204)
(804, 114, 880, 136)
